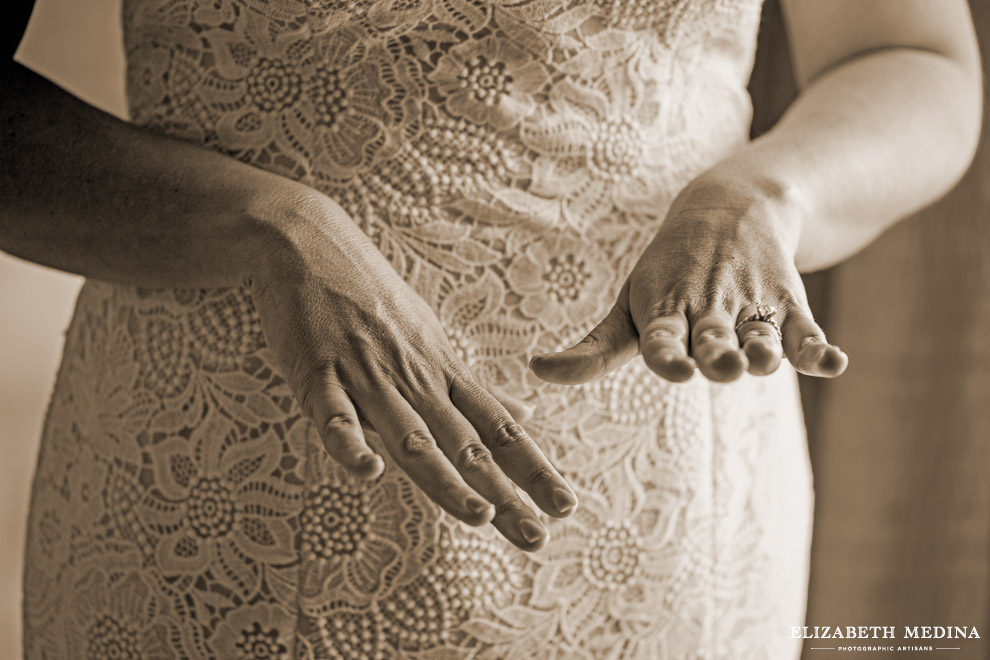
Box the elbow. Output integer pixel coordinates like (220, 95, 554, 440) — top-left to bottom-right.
(900, 45, 984, 200)
(960, 71, 983, 182)
(931, 25, 984, 189)
(939, 56, 983, 196)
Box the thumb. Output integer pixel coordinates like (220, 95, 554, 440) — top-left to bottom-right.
(530, 298, 640, 385)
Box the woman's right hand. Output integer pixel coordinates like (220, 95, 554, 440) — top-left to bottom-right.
(245, 190, 577, 552)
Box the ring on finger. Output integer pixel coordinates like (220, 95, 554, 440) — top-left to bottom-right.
(734, 304, 783, 342)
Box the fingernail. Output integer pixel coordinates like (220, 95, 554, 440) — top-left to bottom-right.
(519, 519, 546, 544)
(358, 453, 379, 469)
(552, 488, 577, 514)
(467, 496, 493, 515)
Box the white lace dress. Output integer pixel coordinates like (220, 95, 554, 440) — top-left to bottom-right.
(22, 0, 814, 657)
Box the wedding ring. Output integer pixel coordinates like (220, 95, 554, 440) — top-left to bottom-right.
(735, 304, 783, 341)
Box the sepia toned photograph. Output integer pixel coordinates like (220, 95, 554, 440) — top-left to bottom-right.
(1, 0, 987, 658)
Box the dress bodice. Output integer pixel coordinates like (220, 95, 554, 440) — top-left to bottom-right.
(22, 2, 814, 659)
(122, 0, 765, 397)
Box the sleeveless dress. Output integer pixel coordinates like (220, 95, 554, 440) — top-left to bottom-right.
(22, 0, 814, 657)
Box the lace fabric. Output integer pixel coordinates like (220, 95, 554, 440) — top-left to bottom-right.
(23, 0, 814, 657)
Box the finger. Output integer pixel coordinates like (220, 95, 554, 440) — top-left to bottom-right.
(530, 300, 639, 385)
(487, 384, 536, 423)
(690, 310, 748, 383)
(417, 386, 553, 552)
(358, 386, 496, 527)
(307, 382, 384, 480)
(451, 376, 578, 525)
(639, 312, 696, 383)
(781, 307, 849, 377)
(735, 307, 784, 377)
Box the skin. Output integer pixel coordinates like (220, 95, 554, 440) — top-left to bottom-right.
(531, 0, 983, 387)
(1, 1, 983, 550)
(0, 1, 574, 553)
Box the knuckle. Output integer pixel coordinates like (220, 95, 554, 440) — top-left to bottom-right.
(579, 313, 621, 347)
(294, 361, 337, 415)
(798, 334, 826, 350)
(297, 356, 337, 386)
(642, 325, 683, 348)
(409, 359, 444, 391)
(488, 420, 530, 452)
(400, 429, 437, 458)
(456, 442, 494, 473)
(322, 413, 356, 438)
(448, 369, 477, 392)
(646, 295, 685, 319)
(741, 326, 781, 342)
(576, 332, 600, 348)
(492, 497, 528, 518)
(695, 326, 735, 343)
(526, 464, 558, 489)
(393, 363, 447, 402)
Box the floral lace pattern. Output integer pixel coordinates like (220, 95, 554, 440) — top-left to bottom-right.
(24, 0, 814, 658)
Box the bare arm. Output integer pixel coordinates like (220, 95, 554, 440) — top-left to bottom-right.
(728, 0, 983, 272)
(0, 2, 318, 288)
(532, 0, 982, 385)
(1, 1, 578, 551)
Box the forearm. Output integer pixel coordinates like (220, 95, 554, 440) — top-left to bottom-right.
(699, 47, 982, 272)
(0, 61, 335, 288)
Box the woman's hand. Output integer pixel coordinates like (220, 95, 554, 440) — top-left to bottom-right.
(530, 176, 849, 385)
(1, 19, 570, 551)
(246, 194, 577, 552)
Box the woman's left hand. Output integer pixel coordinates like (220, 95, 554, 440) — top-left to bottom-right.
(529, 175, 849, 385)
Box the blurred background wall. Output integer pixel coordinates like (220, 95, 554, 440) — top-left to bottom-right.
(751, 3, 990, 659)
(2, 1, 988, 658)
(798, 1, 990, 655)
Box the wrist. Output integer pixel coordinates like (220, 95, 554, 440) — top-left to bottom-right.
(240, 179, 380, 291)
(674, 165, 812, 258)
